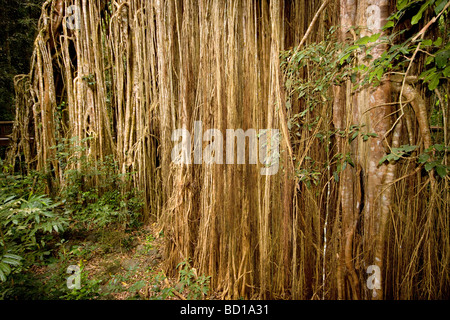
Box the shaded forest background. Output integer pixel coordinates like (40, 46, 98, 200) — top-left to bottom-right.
(0, 0, 45, 120)
(1, 0, 449, 300)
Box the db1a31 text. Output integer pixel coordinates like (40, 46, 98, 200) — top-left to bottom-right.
(224, 304, 268, 315)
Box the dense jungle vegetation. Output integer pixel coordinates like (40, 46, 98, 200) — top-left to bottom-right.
(0, 0, 449, 300)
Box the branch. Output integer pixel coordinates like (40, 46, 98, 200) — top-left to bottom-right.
(412, 1, 450, 42)
(297, 0, 330, 50)
(288, 0, 330, 66)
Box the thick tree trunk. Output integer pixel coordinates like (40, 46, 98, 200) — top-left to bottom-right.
(357, 0, 391, 300)
(335, 0, 392, 300)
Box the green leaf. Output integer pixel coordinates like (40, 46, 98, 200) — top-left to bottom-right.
(435, 164, 448, 178)
(435, 0, 449, 14)
(434, 37, 443, 47)
(419, 67, 437, 80)
(428, 73, 440, 90)
(411, 12, 422, 25)
(417, 153, 430, 163)
(422, 39, 433, 46)
(129, 280, 146, 292)
(369, 33, 381, 43)
(397, 0, 408, 10)
(356, 33, 380, 45)
(391, 153, 401, 161)
(425, 162, 436, 171)
(0, 262, 11, 275)
(425, 55, 435, 66)
(435, 164, 447, 178)
(375, 67, 384, 81)
(333, 171, 339, 182)
(383, 20, 395, 30)
(412, 0, 432, 25)
(356, 36, 371, 45)
(2, 258, 21, 266)
(400, 144, 418, 153)
(443, 65, 450, 77)
(42, 211, 55, 218)
(2, 253, 22, 260)
(435, 50, 450, 68)
(379, 155, 389, 165)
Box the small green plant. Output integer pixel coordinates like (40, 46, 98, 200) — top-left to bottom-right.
(51, 137, 143, 231)
(60, 263, 101, 300)
(141, 234, 155, 253)
(176, 259, 211, 300)
(149, 272, 175, 300)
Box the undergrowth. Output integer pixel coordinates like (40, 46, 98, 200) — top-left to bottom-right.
(0, 159, 211, 300)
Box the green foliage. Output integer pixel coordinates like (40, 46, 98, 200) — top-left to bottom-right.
(139, 234, 155, 254)
(369, 0, 450, 178)
(282, 1, 449, 186)
(296, 168, 322, 187)
(392, 0, 448, 23)
(50, 137, 143, 231)
(332, 151, 356, 183)
(82, 74, 97, 87)
(176, 259, 211, 300)
(0, 253, 22, 282)
(282, 28, 342, 186)
(59, 263, 102, 300)
(315, 1, 450, 91)
(281, 27, 384, 187)
(378, 145, 418, 164)
(149, 272, 175, 300)
(417, 144, 450, 178)
(378, 143, 449, 178)
(0, 194, 68, 256)
(0, 266, 67, 299)
(0, 175, 68, 283)
(69, 188, 141, 231)
(376, 0, 449, 90)
(419, 42, 450, 90)
(281, 27, 345, 116)
(1, 161, 47, 198)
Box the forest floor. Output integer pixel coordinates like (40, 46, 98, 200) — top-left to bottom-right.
(2, 222, 209, 300)
(0, 169, 214, 300)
